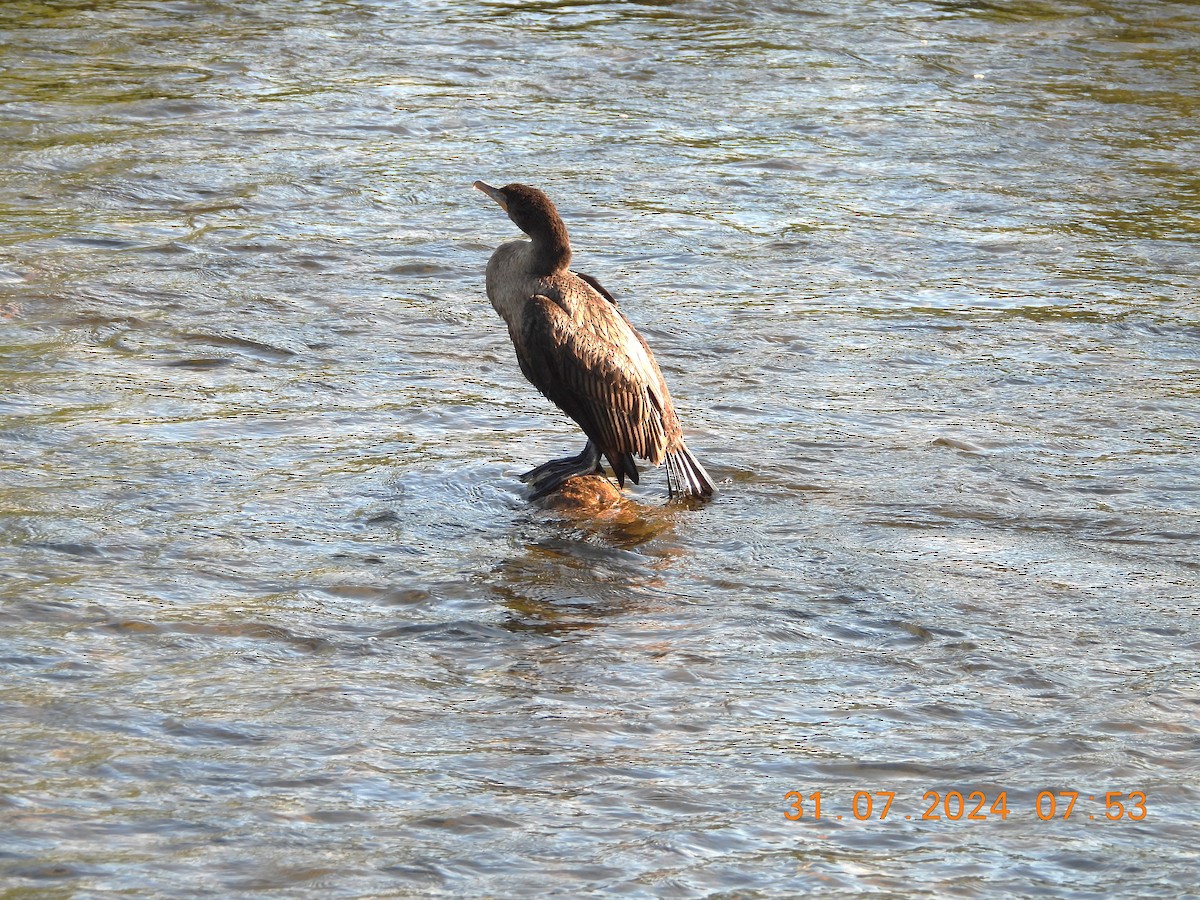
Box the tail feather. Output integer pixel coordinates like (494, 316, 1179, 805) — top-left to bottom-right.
(665, 444, 715, 499)
(609, 452, 640, 487)
(623, 454, 640, 485)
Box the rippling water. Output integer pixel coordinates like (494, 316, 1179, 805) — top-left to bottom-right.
(2, 0, 1198, 895)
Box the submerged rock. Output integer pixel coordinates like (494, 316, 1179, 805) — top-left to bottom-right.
(535, 474, 624, 512)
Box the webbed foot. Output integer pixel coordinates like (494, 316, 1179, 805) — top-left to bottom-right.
(520, 441, 604, 500)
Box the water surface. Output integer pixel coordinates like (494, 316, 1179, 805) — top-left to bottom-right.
(2, 0, 1198, 895)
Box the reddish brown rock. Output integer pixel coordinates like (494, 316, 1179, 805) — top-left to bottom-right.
(536, 475, 624, 512)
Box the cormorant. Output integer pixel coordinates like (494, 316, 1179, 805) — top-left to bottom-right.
(474, 180, 715, 500)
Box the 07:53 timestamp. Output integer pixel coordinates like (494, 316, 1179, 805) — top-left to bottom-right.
(785, 790, 1148, 822)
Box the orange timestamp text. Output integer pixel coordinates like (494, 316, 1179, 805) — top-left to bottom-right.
(784, 790, 1147, 822)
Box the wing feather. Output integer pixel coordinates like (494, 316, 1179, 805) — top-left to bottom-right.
(572, 271, 617, 305)
(514, 293, 671, 468)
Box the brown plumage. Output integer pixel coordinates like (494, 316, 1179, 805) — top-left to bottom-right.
(474, 180, 714, 500)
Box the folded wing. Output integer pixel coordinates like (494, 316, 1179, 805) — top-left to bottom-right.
(513, 293, 673, 482)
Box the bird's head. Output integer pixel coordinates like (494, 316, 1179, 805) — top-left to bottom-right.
(473, 181, 564, 239)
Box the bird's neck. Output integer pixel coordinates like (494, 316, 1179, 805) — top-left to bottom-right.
(526, 217, 572, 276)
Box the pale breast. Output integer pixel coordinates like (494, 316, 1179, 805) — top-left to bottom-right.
(485, 241, 541, 328)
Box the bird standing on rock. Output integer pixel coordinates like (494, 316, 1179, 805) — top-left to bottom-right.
(474, 180, 714, 500)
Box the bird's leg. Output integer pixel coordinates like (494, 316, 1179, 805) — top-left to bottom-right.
(520, 440, 603, 500)
(519, 440, 601, 483)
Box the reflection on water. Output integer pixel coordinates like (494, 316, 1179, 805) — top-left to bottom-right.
(2, 0, 1198, 895)
(488, 506, 681, 630)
